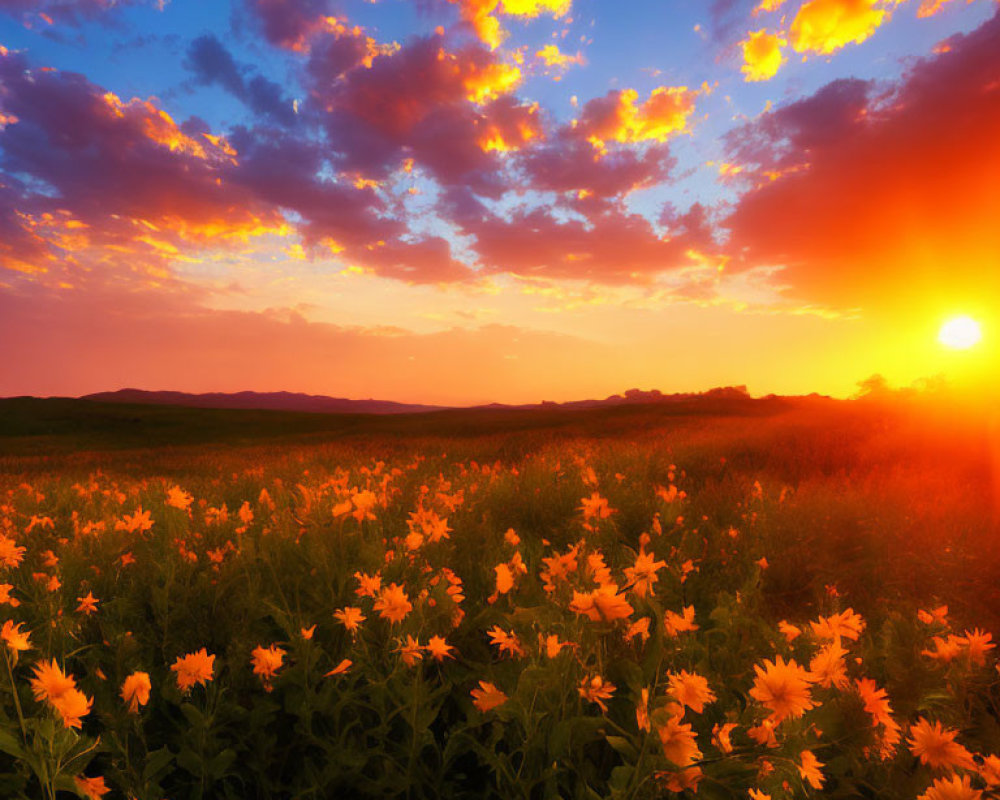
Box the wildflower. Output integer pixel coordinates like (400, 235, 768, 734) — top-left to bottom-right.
(396, 635, 424, 667)
(171, 649, 215, 693)
(51, 686, 92, 729)
(749, 656, 815, 724)
(585, 552, 613, 586)
(504, 528, 520, 546)
(374, 584, 412, 624)
(334, 606, 366, 634)
(907, 718, 976, 771)
(426, 635, 455, 662)
(578, 675, 616, 713)
(120, 671, 151, 713)
(625, 617, 651, 645)
(76, 592, 99, 615)
(811, 609, 865, 642)
(30, 659, 76, 703)
(959, 629, 995, 665)
(251, 645, 285, 691)
(325, 659, 352, 677)
(918, 605, 949, 625)
(471, 680, 508, 712)
(487, 626, 525, 658)
(351, 489, 378, 522)
(778, 620, 801, 643)
(494, 563, 515, 595)
(917, 774, 983, 800)
(663, 606, 698, 636)
(580, 492, 615, 521)
(809, 640, 849, 689)
(748, 791, 771, 800)
(117, 507, 154, 534)
(712, 722, 737, 754)
(660, 766, 703, 792)
(541, 633, 570, 658)
(74, 775, 110, 799)
(667, 670, 716, 714)
(0, 534, 26, 568)
(1, 620, 30, 653)
(748, 719, 778, 748)
(856, 678, 895, 728)
(570, 584, 634, 622)
(539, 544, 580, 592)
(656, 714, 702, 768)
(636, 688, 650, 732)
(798, 750, 825, 789)
(922, 635, 965, 663)
(979, 755, 1000, 787)
(624, 550, 667, 598)
(301, 625, 316, 640)
(0, 584, 19, 607)
(166, 486, 193, 511)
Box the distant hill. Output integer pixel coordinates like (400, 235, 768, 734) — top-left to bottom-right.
(81, 385, 764, 415)
(82, 389, 446, 415)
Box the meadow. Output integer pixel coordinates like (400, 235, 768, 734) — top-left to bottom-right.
(0, 394, 998, 799)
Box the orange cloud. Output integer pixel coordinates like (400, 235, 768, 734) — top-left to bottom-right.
(448, 0, 572, 49)
(535, 43, 585, 70)
(789, 0, 896, 55)
(577, 86, 700, 151)
(740, 30, 787, 81)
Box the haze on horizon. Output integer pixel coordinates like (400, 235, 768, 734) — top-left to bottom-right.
(1, 0, 998, 406)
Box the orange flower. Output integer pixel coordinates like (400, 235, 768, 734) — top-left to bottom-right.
(334, 606, 366, 633)
(324, 659, 352, 677)
(625, 617, 651, 645)
(748, 790, 772, 800)
(917, 774, 982, 800)
(251, 645, 285, 690)
(353, 571, 381, 598)
(396, 635, 424, 667)
(636, 687, 650, 732)
(918, 605, 949, 625)
(578, 675, 616, 713)
(798, 750, 825, 789)
(922, 635, 965, 663)
(1, 620, 30, 653)
(171, 648, 215, 693)
(778, 620, 802, 642)
(300, 625, 316, 640)
(542, 633, 570, 658)
(30, 659, 77, 703)
(74, 775, 110, 799)
(0, 583, 19, 607)
(76, 592, 99, 615)
(712, 722, 737, 754)
(52, 687, 93, 729)
(494, 563, 515, 595)
(656, 714, 702, 768)
(667, 670, 716, 714)
(0, 534, 26, 568)
(811, 608, 864, 642)
(426, 635, 455, 662)
(663, 606, 698, 636)
(569, 584, 634, 622)
(580, 492, 615, 521)
(166, 486, 193, 511)
(539, 544, 580, 592)
(959, 629, 995, 665)
(374, 583, 412, 624)
(471, 680, 508, 712)
(624, 550, 667, 598)
(749, 656, 815, 724)
(907, 718, 976, 771)
(809, 640, 849, 689)
(120, 671, 151, 713)
(487, 626, 525, 658)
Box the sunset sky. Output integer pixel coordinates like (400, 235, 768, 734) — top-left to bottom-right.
(1, 0, 998, 404)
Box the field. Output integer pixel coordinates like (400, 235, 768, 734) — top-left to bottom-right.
(0, 396, 998, 799)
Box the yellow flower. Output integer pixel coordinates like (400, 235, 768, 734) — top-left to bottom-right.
(171, 648, 215, 693)
(798, 750, 824, 789)
(74, 775, 109, 799)
(918, 774, 983, 800)
(663, 606, 698, 636)
(334, 606, 366, 633)
(624, 550, 667, 598)
(667, 670, 716, 714)
(907, 718, 976, 771)
(396, 635, 424, 667)
(749, 656, 815, 724)
(656, 713, 702, 768)
(471, 680, 508, 712)
(373, 583, 412, 624)
(811, 608, 864, 642)
(251, 645, 285, 690)
(578, 675, 616, 713)
(569, 584, 634, 622)
(76, 592, 99, 615)
(1, 620, 31, 653)
(120, 671, 151, 713)
(809, 640, 849, 689)
(426, 635, 455, 662)
(324, 659, 352, 677)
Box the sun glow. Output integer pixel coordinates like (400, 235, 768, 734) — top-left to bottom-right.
(938, 316, 982, 350)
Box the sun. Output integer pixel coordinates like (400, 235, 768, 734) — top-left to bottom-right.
(938, 316, 982, 350)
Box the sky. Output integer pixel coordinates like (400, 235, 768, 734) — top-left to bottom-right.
(0, 0, 998, 404)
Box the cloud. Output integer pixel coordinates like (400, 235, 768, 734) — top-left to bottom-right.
(185, 34, 298, 126)
(0, 0, 154, 27)
(242, 0, 335, 51)
(723, 9, 1000, 308)
(575, 86, 700, 150)
(788, 0, 895, 55)
(740, 29, 786, 81)
(446, 0, 571, 49)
